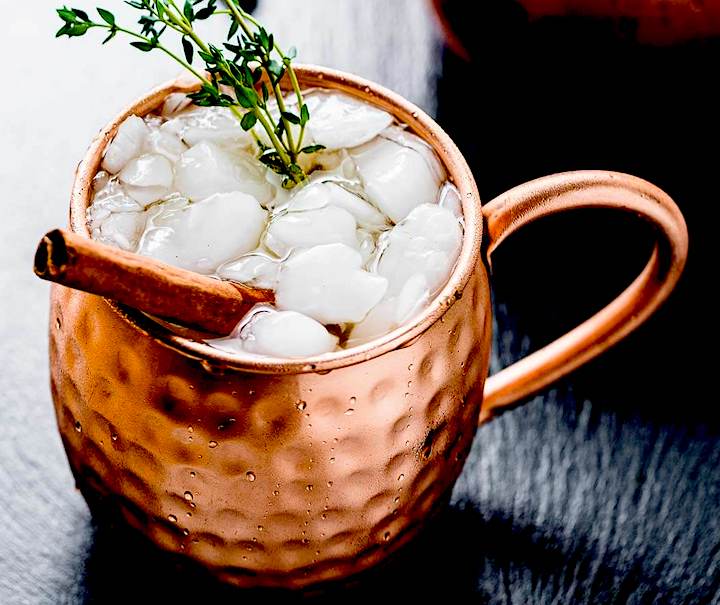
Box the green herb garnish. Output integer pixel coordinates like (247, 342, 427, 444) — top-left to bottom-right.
(56, 1, 322, 187)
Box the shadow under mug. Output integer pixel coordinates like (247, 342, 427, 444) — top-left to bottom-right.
(49, 66, 688, 590)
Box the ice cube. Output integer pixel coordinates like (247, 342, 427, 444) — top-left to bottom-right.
(119, 153, 174, 188)
(265, 205, 358, 257)
(102, 115, 149, 174)
(376, 203, 462, 295)
(276, 243, 388, 324)
(118, 153, 174, 207)
(239, 310, 338, 358)
(381, 126, 445, 183)
(138, 192, 268, 273)
(347, 273, 430, 345)
(287, 181, 389, 231)
(351, 128, 445, 223)
(305, 91, 394, 150)
(165, 106, 254, 150)
(89, 178, 143, 218)
(217, 253, 281, 290)
(92, 211, 147, 251)
(161, 92, 193, 117)
(174, 142, 273, 205)
(438, 182, 464, 219)
(357, 229, 376, 265)
(144, 128, 188, 163)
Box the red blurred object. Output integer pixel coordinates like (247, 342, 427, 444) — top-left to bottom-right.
(432, 0, 720, 57)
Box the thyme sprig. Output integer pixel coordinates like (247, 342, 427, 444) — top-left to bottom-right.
(56, 1, 323, 187)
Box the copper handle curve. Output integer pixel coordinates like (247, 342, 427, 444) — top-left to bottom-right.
(479, 170, 688, 424)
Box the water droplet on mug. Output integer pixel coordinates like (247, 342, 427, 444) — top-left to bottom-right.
(208, 440, 218, 449)
(182, 529, 189, 536)
(111, 433, 118, 442)
(217, 419, 234, 431)
(296, 400, 307, 412)
(273, 490, 279, 496)
(306, 484, 313, 492)
(55, 317, 62, 330)
(257, 525, 264, 532)
(168, 514, 177, 523)
(187, 425, 193, 433)
(190, 471, 196, 478)
(74, 421, 82, 433)
(246, 471, 256, 482)
(394, 496, 400, 504)
(184, 491, 193, 502)
(408, 364, 414, 371)
(327, 481, 333, 487)
(345, 408, 354, 416)
(398, 474, 405, 482)
(329, 457, 335, 464)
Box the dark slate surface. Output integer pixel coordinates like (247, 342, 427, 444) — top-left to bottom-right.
(1, 1, 718, 603)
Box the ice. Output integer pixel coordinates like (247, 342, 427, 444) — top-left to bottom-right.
(376, 203, 462, 295)
(217, 253, 280, 290)
(161, 92, 193, 117)
(91, 211, 147, 251)
(88, 91, 459, 357)
(164, 106, 254, 151)
(357, 229, 376, 265)
(438, 182, 464, 220)
(276, 243, 388, 324)
(351, 128, 445, 223)
(138, 192, 268, 273)
(239, 309, 338, 358)
(304, 91, 394, 150)
(265, 205, 358, 257)
(174, 142, 273, 205)
(118, 153, 174, 207)
(89, 177, 143, 217)
(304, 150, 359, 183)
(102, 115, 149, 174)
(118, 153, 174, 187)
(347, 273, 430, 345)
(287, 181, 389, 231)
(88, 176, 147, 250)
(143, 128, 188, 163)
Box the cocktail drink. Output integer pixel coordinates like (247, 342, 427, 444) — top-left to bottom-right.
(87, 87, 464, 357)
(39, 1, 688, 591)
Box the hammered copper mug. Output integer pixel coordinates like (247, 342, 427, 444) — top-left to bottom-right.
(49, 65, 688, 589)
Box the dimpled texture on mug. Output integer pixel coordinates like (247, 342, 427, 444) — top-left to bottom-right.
(49, 266, 491, 589)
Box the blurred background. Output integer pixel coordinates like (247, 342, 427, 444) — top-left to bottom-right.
(1, 1, 718, 602)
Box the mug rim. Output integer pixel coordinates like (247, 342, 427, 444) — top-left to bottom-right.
(69, 64, 482, 374)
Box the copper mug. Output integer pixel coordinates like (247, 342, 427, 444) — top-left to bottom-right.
(49, 65, 688, 589)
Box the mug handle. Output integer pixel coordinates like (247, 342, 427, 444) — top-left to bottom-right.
(479, 170, 688, 424)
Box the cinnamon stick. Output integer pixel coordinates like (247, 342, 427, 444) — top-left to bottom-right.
(34, 229, 274, 335)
